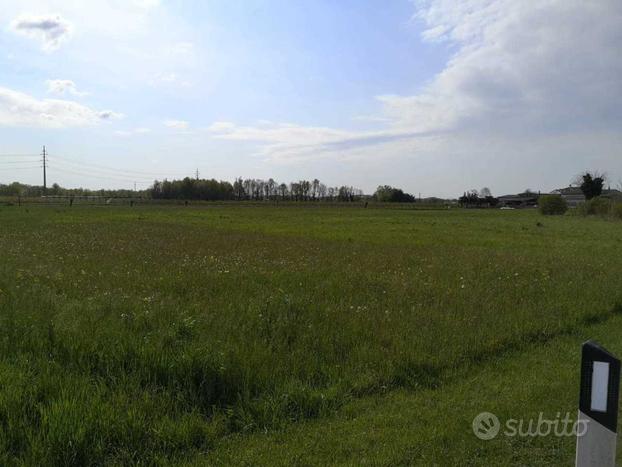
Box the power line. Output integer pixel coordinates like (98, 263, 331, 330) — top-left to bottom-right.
(0, 166, 41, 170)
(50, 165, 153, 184)
(0, 154, 39, 157)
(0, 160, 45, 164)
(52, 161, 155, 182)
(54, 157, 151, 180)
(50, 154, 195, 178)
(4, 148, 201, 188)
(50, 157, 156, 182)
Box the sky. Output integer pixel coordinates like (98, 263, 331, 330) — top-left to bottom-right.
(0, 0, 620, 197)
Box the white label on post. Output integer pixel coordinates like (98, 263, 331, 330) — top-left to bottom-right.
(591, 361, 610, 413)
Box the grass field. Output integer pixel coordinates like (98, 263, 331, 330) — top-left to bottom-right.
(1, 204, 621, 465)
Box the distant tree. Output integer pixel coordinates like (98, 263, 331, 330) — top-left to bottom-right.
(311, 179, 320, 200)
(146, 177, 361, 202)
(479, 187, 492, 198)
(458, 189, 497, 208)
(233, 177, 245, 200)
(318, 183, 327, 200)
(374, 185, 393, 202)
(338, 186, 361, 202)
(300, 180, 310, 200)
(578, 172, 605, 200)
(459, 191, 478, 207)
(374, 185, 415, 203)
(180, 177, 195, 199)
(327, 187, 336, 201)
(289, 182, 300, 201)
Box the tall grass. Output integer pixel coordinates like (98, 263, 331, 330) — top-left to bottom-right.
(1, 205, 621, 464)
(576, 196, 622, 219)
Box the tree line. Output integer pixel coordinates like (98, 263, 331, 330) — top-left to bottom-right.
(458, 188, 499, 207)
(373, 185, 416, 203)
(151, 177, 364, 201)
(2, 179, 442, 204)
(0, 182, 144, 198)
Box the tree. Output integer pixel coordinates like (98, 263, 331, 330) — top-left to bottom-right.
(338, 186, 352, 202)
(311, 179, 320, 200)
(300, 180, 310, 200)
(374, 185, 415, 203)
(458, 189, 498, 208)
(233, 177, 246, 200)
(318, 183, 327, 200)
(578, 172, 605, 200)
(479, 187, 492, 198)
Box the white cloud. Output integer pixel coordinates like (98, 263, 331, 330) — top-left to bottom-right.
(207, 121, 426, 163)
(0, 86, 122, 128)
(164, 119, 189, 130)
(46, 79, 88, 97)
(115, 127, 151, 137)
(10, 14, 72, 51)
(204, 0, 622, 191)
(151, 72, 191, 88)
(207, 0, 622, 160)
(133, 0, 160, 9)
(165, 41, 194, 56)
(207, 121, 350, 143)
(388, 0, 622, 135)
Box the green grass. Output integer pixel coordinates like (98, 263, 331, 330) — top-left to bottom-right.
(206, 312, 622, 466)
(0, 204, 621, 465)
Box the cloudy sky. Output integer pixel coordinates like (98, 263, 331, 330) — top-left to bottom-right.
(0, 0, 620, 196)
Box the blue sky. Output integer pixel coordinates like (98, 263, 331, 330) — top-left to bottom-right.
(0, 0, 621, 196)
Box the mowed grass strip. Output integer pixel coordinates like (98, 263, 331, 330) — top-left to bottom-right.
(0, 205, 621, 464)
(205, 313, 622, 466)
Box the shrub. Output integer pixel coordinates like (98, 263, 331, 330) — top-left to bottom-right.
(539, 195, 567, 215)
(612, 202, 622, 220)
(584, 196, 612, 216)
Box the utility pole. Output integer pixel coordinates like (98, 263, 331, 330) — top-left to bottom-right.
(195, 168, 199, 180)
(41, 145, 47, 194)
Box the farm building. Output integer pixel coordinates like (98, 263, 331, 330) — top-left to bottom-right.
(603, 188, 622, 201)
(497, 193, 539, 208)
(550, 186, 585, 207)
(550, 186, 622, 207)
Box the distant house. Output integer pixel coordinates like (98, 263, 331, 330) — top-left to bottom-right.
(551, 186, 585, 207)
(497, 193, 539, 208)
(550, 186, 622, 206)
(603, 188, 622, 201)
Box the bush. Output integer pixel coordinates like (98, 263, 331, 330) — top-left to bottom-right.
(612, 203, 622, 220)
(374, 185, 415, 203)
(584, 196, 612, 216)
(539, 195, 567, 215)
